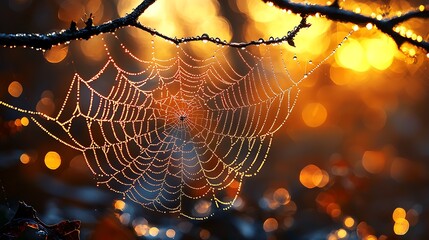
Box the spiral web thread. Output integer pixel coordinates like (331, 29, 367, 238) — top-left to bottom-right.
(0, 30, 349, 219)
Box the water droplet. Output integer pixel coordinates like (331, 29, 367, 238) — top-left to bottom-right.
(303, 73, 308, 78)
(293, 55, 297, 60)
(309, 60, 313, 64)
(269, 36, 274, 41)
(201, 33, 209, 38)
(259, 38, 264, 43)
(215, 38, 220, 42)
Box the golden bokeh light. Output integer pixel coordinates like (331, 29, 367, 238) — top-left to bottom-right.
(148, 227, 159, 237)
(392, 207, 406, 222)
(20, 153, 30, 164)
(44, 45, 68, 63)
(363, 36, 396, 70)
(8, 81, 23, 98)
(166, 229, 176, 238)
(393, 218, 409, 235)
(362, 150, 386, 174)
(335, 38, 370, 72)
(134, 224, 148, 236)
(337, 228, 347, 239)
(44, 151, 61, 170)
(302, 103, 328, 127)
(364, 235, 377, 240)
(300, 164, 327, 189)
(118, 0, 231, 42)
(20, 117, 29, 126)
(114, 200, 126, 211)
(263, 217, 278, 232)
(344, 216, 355, 228)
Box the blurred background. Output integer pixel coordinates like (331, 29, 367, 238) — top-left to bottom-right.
(0, 0, 428, 239)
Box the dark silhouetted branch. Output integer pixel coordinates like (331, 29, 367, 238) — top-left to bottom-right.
(0, 0, 310, 50)
(131, 16, 310, 48)
(0, 0, 157, 50)
(263, 0, 429, 52)
(0, 0, 427, 52)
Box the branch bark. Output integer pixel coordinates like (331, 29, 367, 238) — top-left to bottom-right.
(263, 0, 429, 52)
(0, 0, 427, 52)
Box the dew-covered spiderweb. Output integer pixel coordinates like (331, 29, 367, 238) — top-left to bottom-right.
(0, 30, 348, 219)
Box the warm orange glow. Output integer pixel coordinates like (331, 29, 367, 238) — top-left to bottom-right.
(118, 0, 231, 43)
(44, 45, 68, 63)
(273, 187, 291, 205)
(14, 119, 22, 127)
(302, 103, 328, 127)
(263, 217, 278, 232)
(36, 92, 56, 116)
(20, 153, 30, 164)
(134, 224, 148, 236)
(317, 170, 330, 188)
(364, 235, 377, 240)
(114, 200, 126, 211)
(166, 229, 176, 238)
(393, 218, 409, 235)
(194, 200, 211, 214)
(300, 164, 325, 188)
(149, 227, 159, 237)
(199, 229, 211, 240)
(362, 150, 386, 174)
(392, 207, 406, 221)
(337, 228, 347, 238)
(327, 203, 342, 218)
(8, 81, 23, 98)
(44, 151, 61, 170)
(80, 36, 106, 62)
(20, 117, 29, 126)
(363, 36, 396, 70)
(335, 38, 370, 72)
(344, 217, 355, 228)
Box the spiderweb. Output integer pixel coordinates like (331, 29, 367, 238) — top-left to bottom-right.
(0, 30, 347, 219)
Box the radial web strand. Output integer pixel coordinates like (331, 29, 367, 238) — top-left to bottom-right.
(0, 30, 349, 219)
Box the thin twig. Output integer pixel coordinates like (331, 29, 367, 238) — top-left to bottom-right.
(263, 0, 429, 52)
(132, 16, 310, 48)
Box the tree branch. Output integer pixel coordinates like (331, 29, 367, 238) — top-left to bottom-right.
(0, 0, 427, 52)
(132, 16, 310, 48)
(263, 0, 429, 52)
(0, 0, 310, 50)
(0, 0, 157, 50)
